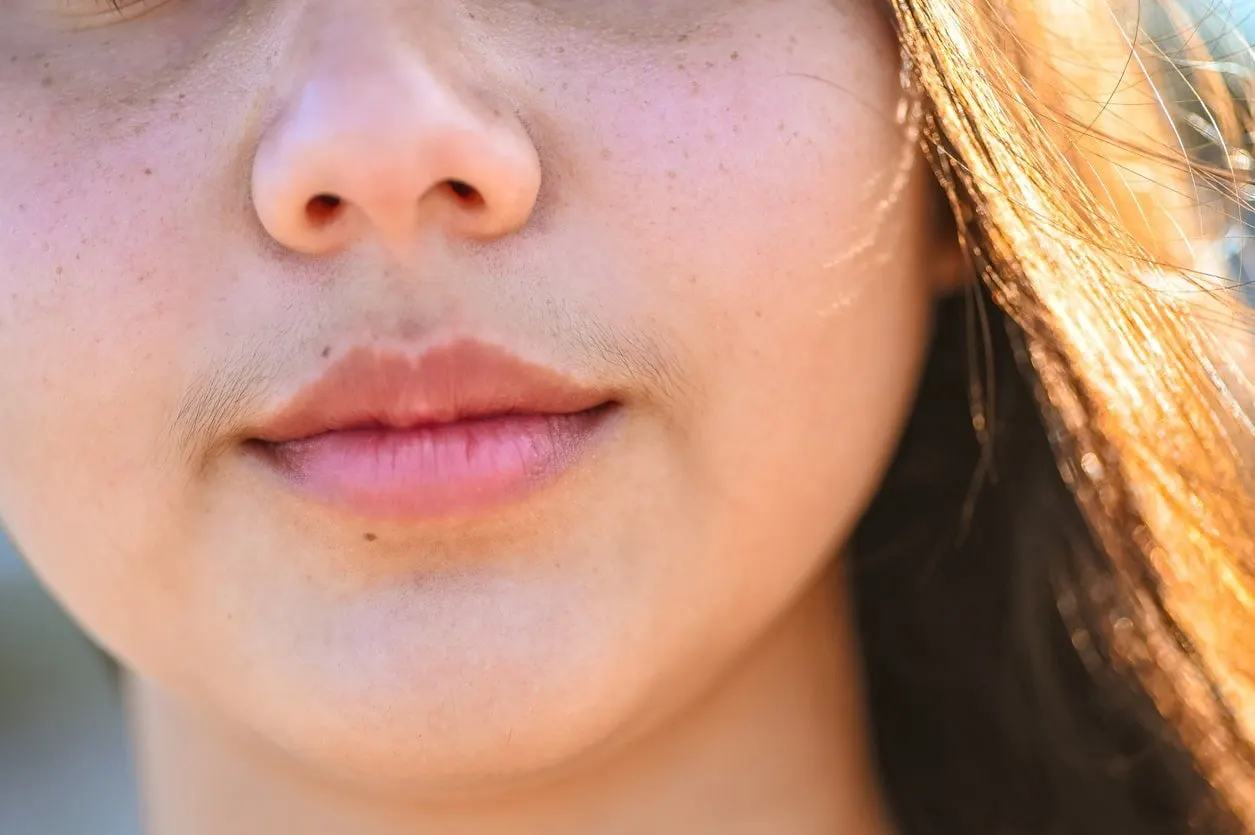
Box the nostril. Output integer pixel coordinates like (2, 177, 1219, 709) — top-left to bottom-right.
(306, 193, 344, 227)
(445, 179, 484, 208)
(300, 183, 482, 233)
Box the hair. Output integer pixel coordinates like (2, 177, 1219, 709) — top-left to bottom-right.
(851, 1, 1255, 831)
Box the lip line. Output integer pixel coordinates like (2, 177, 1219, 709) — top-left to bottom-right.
(254, 402, 617, 444)
(248, 339, 615, 445)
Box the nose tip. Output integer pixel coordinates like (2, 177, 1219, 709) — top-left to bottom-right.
(251, 71, 542, 256)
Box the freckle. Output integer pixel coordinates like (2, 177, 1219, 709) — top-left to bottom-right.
(54, 266, 63, 276)
(321, 345, 331, 358)
(40, 76, 53, 89)
(730, 51, 740, 61)
(178, 93, 186, 100)
(363, 532, 377, 542)
(676, 63, 686, 71)
(755, 309, 763, 318)
(144, 167, 153, 175)
(705, 61, 715, 69)
(778, 121, 786, 131)
(690, 81, 700, 94)
(677, 33, 688, 43)
(666, 170, 677, 179)
(556, 45, 565, 54)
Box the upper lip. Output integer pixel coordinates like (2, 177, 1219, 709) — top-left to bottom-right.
(251, 339, 613, 444)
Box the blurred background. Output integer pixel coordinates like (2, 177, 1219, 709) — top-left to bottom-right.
(0, 547, 137, 834)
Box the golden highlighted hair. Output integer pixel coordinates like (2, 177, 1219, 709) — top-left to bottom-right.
(877, 0, 1255, 827)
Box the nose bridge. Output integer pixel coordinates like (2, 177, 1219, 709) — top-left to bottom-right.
(251, 8, 542, 257)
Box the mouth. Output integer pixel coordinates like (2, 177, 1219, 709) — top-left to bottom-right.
(244, 339, 621, 522)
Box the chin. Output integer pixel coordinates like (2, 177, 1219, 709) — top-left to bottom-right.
(190, 571, 665, 795)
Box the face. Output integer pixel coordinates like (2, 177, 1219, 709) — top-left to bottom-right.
(0, 0, 946, 789)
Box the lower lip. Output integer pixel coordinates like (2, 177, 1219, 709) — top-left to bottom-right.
(251, 406, 615, 521)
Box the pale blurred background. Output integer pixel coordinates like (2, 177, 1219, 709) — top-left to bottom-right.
(0, 546, 139, 834)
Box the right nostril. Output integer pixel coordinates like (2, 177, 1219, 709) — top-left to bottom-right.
(306, 193, 344, 227)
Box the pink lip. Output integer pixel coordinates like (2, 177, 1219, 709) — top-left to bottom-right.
(247, 340, 617, 521)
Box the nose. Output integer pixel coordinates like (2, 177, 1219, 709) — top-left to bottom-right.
(251, 44, 542, 257)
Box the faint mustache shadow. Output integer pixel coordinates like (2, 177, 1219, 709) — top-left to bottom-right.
(165, 307, 688, 472)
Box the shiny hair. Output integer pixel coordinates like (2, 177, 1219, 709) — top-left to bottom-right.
(853, 1, 1255, 831)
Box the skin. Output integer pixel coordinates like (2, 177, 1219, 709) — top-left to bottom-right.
(0, 0, 962, 832)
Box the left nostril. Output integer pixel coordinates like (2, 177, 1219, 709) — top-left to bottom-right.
(306, 193, 345, 227)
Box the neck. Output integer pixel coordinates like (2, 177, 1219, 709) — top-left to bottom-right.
(126, 566, 892, 835)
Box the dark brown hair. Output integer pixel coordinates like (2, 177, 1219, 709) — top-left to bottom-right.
(854, 2, 1255, 830)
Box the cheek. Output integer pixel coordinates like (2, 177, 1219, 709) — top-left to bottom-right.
(542, 3, 915, 335)
(539, 9, 932, 608)
(0, 107, 233, 652)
